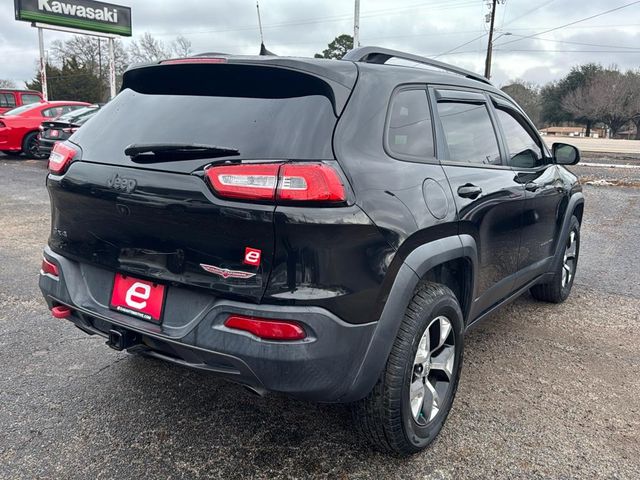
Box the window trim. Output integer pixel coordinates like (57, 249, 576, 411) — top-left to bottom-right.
(431, 88, 510, 170)
(383, 84, 438, 164)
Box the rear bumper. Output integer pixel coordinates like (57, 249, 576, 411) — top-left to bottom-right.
(40, 247, 377, 402)
(38, 137, 56, 155)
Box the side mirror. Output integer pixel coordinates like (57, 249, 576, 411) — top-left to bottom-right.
(552, 142, 580, 165)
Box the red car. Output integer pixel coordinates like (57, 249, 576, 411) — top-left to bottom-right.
(0, 101, 90, 157)
(0, 89, 44, 115)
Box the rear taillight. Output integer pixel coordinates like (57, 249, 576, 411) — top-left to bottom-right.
(61, 127, 78, 134)
(205, 163, 346, 203)
(207, 163, 280, 200)
(224, 315, 306, 341)
(48, 142, 77, 174)
(41, 257, 59, 277)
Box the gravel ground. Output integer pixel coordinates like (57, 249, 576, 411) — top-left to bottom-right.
(1, 157, 639, 479)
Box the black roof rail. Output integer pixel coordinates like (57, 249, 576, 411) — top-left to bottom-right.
(342, 46, 491, 85)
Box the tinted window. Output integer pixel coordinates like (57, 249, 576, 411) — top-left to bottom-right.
(58, 106, 100, 124)
(495, 108, 543, 168)
(0, 93, 16, 108)
(42, 107, 63, 118)
(21, 93, 41, 105)
(74, 88, 336, 162)
(386, 89, 434, 159)
(437, 102, 501, 165)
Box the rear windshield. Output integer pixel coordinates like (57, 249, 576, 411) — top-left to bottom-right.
(73, 66, 338, 163)
(3, 103, 40, 116)
(57, 105, 99, 123)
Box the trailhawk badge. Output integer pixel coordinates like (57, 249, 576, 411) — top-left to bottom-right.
(200, 264, 256, 279)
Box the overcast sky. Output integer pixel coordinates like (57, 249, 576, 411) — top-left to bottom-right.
(1, 0, 639, 88)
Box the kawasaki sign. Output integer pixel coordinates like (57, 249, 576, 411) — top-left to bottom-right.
(14, 0, 131, 36)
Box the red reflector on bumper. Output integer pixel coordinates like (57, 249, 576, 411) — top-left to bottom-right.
(41, 258, 59, 277)
(51, 305, 71, 319)
(224, 315, 306, 340)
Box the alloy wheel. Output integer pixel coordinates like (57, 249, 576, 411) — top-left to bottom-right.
(561, 230, 578, 288)
(409, 315, 456, 425)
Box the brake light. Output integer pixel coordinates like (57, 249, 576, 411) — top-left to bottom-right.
(224, 315, 306, 341)
(162, 58, 227, 64)
(205, 163, 346, 203)
(48, 142, 77, 174)
(278, 163, 345, 201)
(61, 127, 78, 134)
(41, 257, 59, 277)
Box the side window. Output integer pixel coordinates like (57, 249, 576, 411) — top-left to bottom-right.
(21, 93, 41, 105)
(437, 102, 501, 165)
(42, 107, 61, 118)
(495, 107, 543, 168)
(386, 89, 434, 159)
(0, 93, 17, 108)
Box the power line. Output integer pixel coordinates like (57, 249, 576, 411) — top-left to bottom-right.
(508, 34, 640, 50)
(502, 0, 556, 27)
(148, 0, 481, 38)
(495, 1, 640, 48)
(432, 33, 487, 58)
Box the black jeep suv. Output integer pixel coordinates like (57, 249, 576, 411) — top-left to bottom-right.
(39, 47, 583, 455)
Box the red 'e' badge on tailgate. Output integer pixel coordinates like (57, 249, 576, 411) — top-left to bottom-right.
(243, 247, 261, 266)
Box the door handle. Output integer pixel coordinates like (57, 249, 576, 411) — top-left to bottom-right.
(525, 182, 540, 192)
(457, 184, 482, 199)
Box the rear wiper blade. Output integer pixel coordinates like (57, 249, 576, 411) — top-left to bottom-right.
(125, 143, 240, 162)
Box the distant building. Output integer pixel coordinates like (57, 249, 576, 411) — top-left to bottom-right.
(539, 126, 607, 138)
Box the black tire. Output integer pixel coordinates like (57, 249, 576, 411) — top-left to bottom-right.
(352, 282, 464, 455)
(530, 215, 580, 303)
(21, 132, 47, 159)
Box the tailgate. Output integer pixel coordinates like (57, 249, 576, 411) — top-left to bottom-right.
(46, 61, 353, 302)
(48, 162, 275, 301)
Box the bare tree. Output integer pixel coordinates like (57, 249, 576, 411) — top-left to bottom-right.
(128, 32, 170, 64)
(627, 71, 640, 140)
(0, 79, 16, 88)
(49, 35, 129, 98)
(501, 80, 543, 127)
(171, 35, 193, 58)
(561, 69, 635, 138)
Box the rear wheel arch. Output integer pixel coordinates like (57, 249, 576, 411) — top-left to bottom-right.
(340, 235, 477, 402)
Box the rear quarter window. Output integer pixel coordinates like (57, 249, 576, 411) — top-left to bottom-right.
(385, 88, 434, 161)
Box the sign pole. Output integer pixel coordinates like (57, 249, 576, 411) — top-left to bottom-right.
(108, 37, 116, 99)
(38, 26, 48, 101)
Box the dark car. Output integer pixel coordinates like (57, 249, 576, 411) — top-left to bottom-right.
(37, 104, 101, 157)
(39, 47, 583, 455)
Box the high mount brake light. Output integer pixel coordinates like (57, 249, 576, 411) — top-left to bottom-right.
(225, 315, 306, 341)
(205, 163, 346, 203)
(48, 142, 77, 174)
(162, 58, 227, 64)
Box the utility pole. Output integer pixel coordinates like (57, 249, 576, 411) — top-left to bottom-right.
(354, 0, 360, 48)
(484, 0, 497, 80)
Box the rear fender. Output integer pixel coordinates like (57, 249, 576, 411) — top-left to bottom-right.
(550, 192, 584, 273)
(339, 235, 478, 402)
